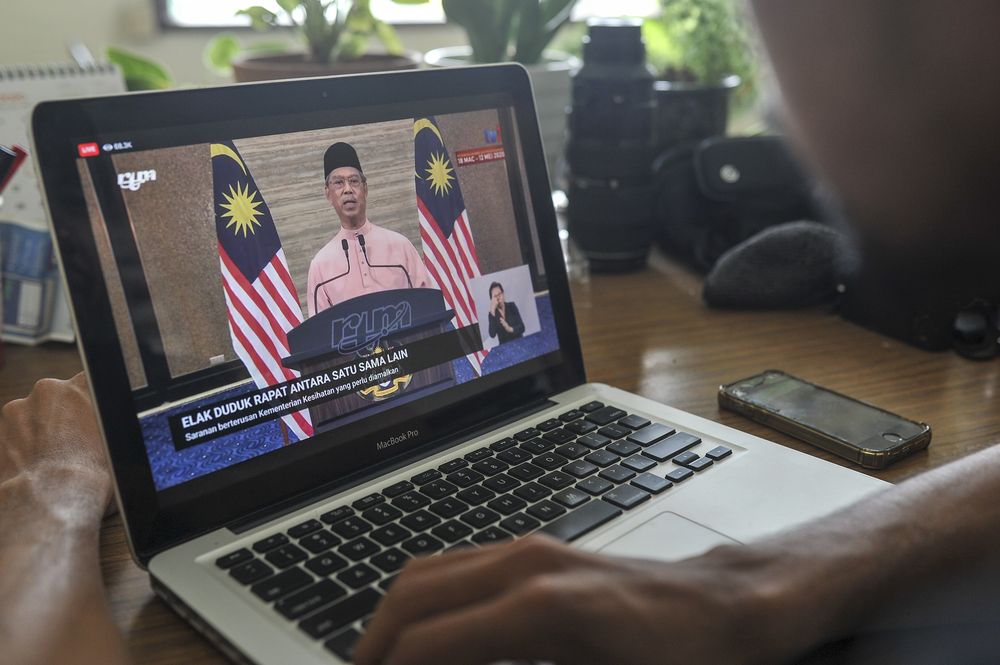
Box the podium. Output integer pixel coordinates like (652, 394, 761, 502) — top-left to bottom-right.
(282, 288, 456, 434)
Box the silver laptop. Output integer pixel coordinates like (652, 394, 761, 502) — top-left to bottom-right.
(32, 64, 886, 664)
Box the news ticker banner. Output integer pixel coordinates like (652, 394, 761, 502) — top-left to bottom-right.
(168, 325, 482, 450)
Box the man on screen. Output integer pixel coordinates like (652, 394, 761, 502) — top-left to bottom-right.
(307, 142, 429, 316)
(487, 281, 525, 343)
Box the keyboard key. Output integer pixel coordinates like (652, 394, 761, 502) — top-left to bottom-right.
(643, 432, 701, 462)
(391, 491, 431, 512)
(706, 445, 733, 461)
(378, 575, 399, 591)
(665, 467, 694, 483)
(578, 433, 612, 449)
(539, 471, 575, 490)
(251, 566, 311, 602)
(371, 547, 410, 573)
(402, 534, 445, 556)
(319, 506, 354, 525)
(535, 418, 562, 432)
(338, 536, 380, 562)
(513, 482, 551, 502)
(599, 465, 637, 484)
(586, 406, 627, 426)
(579, 400, 604, 413)
(400, 509, 441, 531)
(352, 493, 384, 511)
(542, 428, 576, 445)
(362, 504, 403, 526)
(526, 500, 566, 521)
(483, 473, 521, 493)
(490, 437, 518, 451)
(472, 458, 509, 476)
(330, 516, 373, 539)
(584, 450, 619, 467)
(464, 447, 493, 463)
(627, 423, 677, 447)
(305, 551, 349, 576)
(429, 497, 470, 519)
(276, 579, 346, 620)
(553, 488, 590, 508)
(621, 455, 657, 472)
(559, 409, 584, 422)
(337, 563, 380, 590)
(534, 453, 568, 471)
(299, 588, 382, 639)
(370, 523, 411, 547)
(565, 419, 598, 436)
(598, 424, 630, 440)
(252, 533, 289, 553)
(265, 544, 308, 569)
(554, 442, 589, 460)
(619, 414, 651, 430)
(632, 473, 672, 495)
(603, 485, 651, 510)
(688, 457, 714, 472)
(447, 469, 486, 488)
(287, 519, 323, 539)
(540, 501, 621, 542)
(456, 485, 495, 505)
(500, 512, 542, 536)
(438, 458, 468, 474)
(509, 462, 545, 481)
(563, 460, 599, 479)
(472, 526, 511, 545)
(673, 451, 700, 466)
(230, 559, 273, 585)
(420, 479, 459, 500)
(497, 448, 531, 465)
(487, 494, 527, 515)
(432, 520, 473, 543)
(325, 627, 361, 662)
(411, 469, 443, 485)
(215, 548, 252, 570)
(460, 507, 501, 529)
(577, 476, 614, 495)
(514, 427, 541, 441)
(607, 440, 641, 457)
(520, 438, 554, 455)
(383, 480, 414, 498)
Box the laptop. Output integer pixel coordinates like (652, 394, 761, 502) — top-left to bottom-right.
(32, 64, 886, 664)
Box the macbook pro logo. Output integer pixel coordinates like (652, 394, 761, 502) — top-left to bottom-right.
(117, 169, 157, 191)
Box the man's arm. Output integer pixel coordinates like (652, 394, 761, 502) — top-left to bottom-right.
(354, 445, 1000, 665)
(505, 302, 525, 337)
(0, 375, 129, 665)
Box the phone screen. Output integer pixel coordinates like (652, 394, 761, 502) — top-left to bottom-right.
(729, 372, 925, 451)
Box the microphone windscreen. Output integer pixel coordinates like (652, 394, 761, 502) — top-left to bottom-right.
(341, 239, 349, 251)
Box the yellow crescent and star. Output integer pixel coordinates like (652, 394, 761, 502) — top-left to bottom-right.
(211, 143, 265, 238)
(413, 119, 454, 197)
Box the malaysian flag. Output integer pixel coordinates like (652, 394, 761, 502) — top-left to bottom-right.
(414, 117, 488, 373)
(211, 142, 313, 441)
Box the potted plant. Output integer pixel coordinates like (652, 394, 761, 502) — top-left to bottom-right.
(643, 0, 756, 151)
(206, 0, 422, 82)
(420, 0, 582, 187)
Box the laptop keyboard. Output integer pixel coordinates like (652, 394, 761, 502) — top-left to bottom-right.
(212, 401, 732, 661)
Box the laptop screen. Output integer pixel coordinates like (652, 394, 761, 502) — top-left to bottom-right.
(68, 88, 566, 496)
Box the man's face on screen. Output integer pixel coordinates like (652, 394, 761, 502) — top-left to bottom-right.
(326, 166, 368, 229)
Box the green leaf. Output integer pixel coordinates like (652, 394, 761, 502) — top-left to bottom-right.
(203, 33, 242, 74)
(389, 0, 427, 4)
(236, 6, 280, 30)
(276, 0, 301, 14)
(105, 46, 173, 91)
(374, 19, 404, 55)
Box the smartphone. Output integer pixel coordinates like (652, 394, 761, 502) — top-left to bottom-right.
(718, 370, 931, 469)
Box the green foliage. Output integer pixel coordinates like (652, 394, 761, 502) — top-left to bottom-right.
(105, 46, 174, 91)
(644, 0, 755, 88)
(439, 0, 578, 64)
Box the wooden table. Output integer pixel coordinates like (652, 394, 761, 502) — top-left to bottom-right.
(2, 253, 999, 663)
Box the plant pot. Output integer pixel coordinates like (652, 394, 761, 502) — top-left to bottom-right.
(424, 46, 580, 189)
(231, 51, 422, 83)
(653, 74, 740, 155)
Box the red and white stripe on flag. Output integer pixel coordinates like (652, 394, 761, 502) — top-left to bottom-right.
(418, 203, 488, 373)
(218, 245, 314, 440)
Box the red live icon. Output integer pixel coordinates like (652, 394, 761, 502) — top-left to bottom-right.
(77, 142, 100, 157)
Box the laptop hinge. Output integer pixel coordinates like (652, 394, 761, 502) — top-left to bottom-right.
(226, 397, 557, 534)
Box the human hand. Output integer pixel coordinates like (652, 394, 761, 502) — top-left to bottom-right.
(500, 316, 513, 334)
(355, 535, 794, 665)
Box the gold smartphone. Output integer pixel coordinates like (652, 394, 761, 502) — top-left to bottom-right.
(719, 370, 931, 469)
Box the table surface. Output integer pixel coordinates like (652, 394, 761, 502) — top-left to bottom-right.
(3, 253, 999, 664)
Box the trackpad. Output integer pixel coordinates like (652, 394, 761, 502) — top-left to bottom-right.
(598, 512, 740, 562)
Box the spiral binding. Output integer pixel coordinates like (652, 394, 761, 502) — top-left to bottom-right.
(0, 62, 118, 80)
